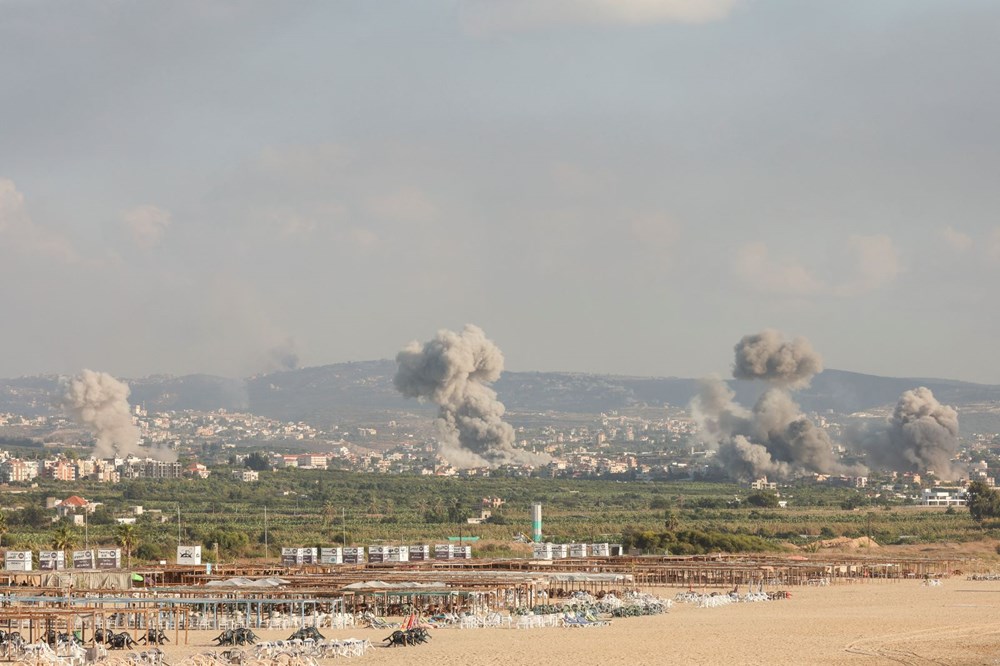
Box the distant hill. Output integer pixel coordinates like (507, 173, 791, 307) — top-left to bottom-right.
(3, 363, 999, 432)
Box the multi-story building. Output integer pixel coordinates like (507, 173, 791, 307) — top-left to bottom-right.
(297, 454, 328, 469)
(44, 460, 76, 482)
(0, 459, 38, 483)
(751, 477, 778, 491)
(94, 461, 120, 483)
(921, 487, 967, 506)
(122, 460, 182, 480)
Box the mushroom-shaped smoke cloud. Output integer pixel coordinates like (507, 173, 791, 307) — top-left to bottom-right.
(692, 330, 863, 481)
(394, 325, 550, 469)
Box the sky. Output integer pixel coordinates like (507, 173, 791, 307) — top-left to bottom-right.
(1, 0, 999, 383)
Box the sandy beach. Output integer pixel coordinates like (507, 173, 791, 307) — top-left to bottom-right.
(135, 579, 1000, 665)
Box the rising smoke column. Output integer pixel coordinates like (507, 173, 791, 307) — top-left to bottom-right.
(394, 325, 550, 468)
(690, 377, 750, 446)
(850, 387, 960, 478)
(62, 369, 174, 461)
(691, 330, 862, 481)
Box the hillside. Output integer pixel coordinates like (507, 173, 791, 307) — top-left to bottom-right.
(2, 364, 999, 432)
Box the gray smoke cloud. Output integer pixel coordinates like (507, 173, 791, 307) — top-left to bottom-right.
(265, 337, 300, 372)
(849, 387, 960, 479)
(692, 331, 863, 482)
(733, 329, 823, 388)
(690, 377, 750, 446)
(62, 369, 175, 461)
(394, 324, 550, 469)
(716, 435, 791, 482)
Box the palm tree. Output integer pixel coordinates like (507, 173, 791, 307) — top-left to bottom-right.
(52, 522, 77, 553)
(115, 523, 139, 568)
(322, 502, 337, 527)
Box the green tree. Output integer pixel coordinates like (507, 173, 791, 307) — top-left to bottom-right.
(245, 452, 270, 471)
(447, 498, 471, 523)
(0, 511, 7, 547)
(88, 506, 115, 525)
(11, 504, 49, 529)
(965, 481, 1000, 523)
(746, 491, 780, 508)
(321, 502, 337, 527)
(115, 523, 139, 568)
(52, 522, 77, 553)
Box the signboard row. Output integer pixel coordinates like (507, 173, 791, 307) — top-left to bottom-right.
(4, 549, 122, 572)
(5, 546, 204, 570)
(531, 542, 623, 560)
(280, 544, 472, 566)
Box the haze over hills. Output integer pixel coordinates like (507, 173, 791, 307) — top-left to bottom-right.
(2, 363, 999, 433)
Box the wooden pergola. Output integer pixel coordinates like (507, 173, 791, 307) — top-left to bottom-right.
(0, 599, 191, 647)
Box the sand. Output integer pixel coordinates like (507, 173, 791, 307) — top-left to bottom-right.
(137, 580, 1000, 665)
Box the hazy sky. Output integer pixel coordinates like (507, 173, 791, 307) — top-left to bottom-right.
(2, 0, 999, 383)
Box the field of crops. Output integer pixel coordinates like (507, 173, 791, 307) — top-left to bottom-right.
(2, 469, 996, 563)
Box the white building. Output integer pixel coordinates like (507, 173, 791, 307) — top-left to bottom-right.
(233, 469, 259, 482)
(921, 487, 967, 506)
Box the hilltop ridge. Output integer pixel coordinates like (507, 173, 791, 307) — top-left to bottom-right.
(3, 363, 999, 432)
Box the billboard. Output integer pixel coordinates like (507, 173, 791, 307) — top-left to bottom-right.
(72, 549, 95, 569)
(280, 547, 317, 566)
(97, 548, 121, 569)
(4, 550, 31, 571)
(177, 545, 202, 565)
(319, 547, 342, 565)
(387, 546, 408, 562)
(39, 550, 66, 570)
(342, 547, 364, 564)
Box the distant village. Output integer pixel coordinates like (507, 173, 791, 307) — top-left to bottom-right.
(2, 402, 999, 511)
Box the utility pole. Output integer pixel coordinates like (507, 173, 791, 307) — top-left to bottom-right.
(264, 506, 269, 559)
(177, 505, 181, 548)
(342, 508, 347, 547)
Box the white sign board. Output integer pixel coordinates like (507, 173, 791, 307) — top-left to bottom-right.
(177, 545, 202, 565)
(39, 550, 66, 570)
(4, 550, 32, 571)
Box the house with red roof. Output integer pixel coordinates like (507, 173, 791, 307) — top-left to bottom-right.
(56, 495, 96, 518)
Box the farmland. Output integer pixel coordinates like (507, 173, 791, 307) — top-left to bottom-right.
(3, 470, 997, 563)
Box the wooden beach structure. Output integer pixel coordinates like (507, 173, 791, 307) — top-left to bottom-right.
(0, 551, 969, 637)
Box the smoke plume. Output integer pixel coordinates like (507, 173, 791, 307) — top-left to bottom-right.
(733, 329, 823, 388)
(690, 377, 750, 445)
(849, 387, 960, 478)
(716, 435, 791, 482)
(265, 337, 300, 372)
(62, 370, 175, 461)
(394, 325, 550, 468)
(692, 331, 862, 481)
